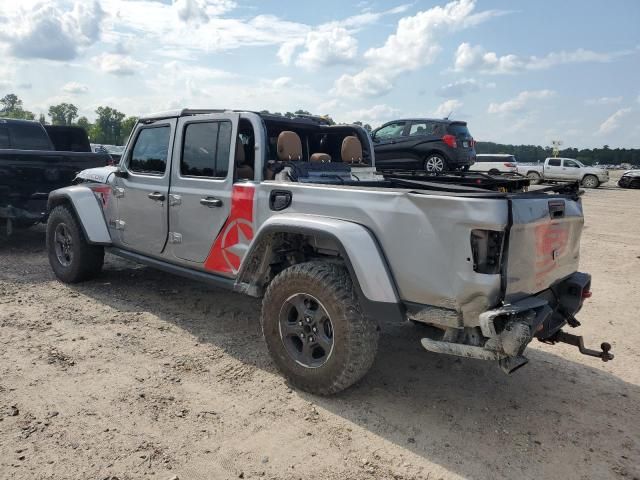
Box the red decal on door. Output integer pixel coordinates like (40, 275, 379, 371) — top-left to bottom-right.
(204, 185, 255, 275)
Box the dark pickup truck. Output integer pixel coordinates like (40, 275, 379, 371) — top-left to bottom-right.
(0, 118, 111, 235)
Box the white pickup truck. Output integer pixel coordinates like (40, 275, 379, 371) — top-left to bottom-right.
(518, 158, 609, 188)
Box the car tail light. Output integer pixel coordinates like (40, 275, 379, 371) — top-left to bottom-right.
(582, 289, 592, 299)
(504, 162, 516, 168)
(442, 134, 457, 148)
(470, 229, 505, 274)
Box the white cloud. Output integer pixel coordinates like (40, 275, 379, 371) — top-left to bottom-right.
(293, 27, 358, 70)
(174, 0, 236, 24)
(278, 6, 410, 71)
(597, 108, 632, 134)
(334, 0, 503, 97)
(585, 96, 622, 106)
(95, 53, 145, 76)
(0, 0, 104, 61)
(433, 99, 463, 118)
(62, 82, 89, 94)
(342, 104, 401, 125)
(437, 78, 480, 97)
(488, 90, 555, 115)
(454, 42, 633, 74)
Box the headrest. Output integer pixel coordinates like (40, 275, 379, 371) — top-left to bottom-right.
(235, 138, 245, 165)
(310, 153, 331, 163)
(341, 136, 363, 164)
(277, 131, 302, 161)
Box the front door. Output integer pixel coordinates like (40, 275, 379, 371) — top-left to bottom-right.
(114, 120, 175, 254)
(372, 121, 407, 168)
(561, 159, 581, 180)
(168, 113, 240, 266)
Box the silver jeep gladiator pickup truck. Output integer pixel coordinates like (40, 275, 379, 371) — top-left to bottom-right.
(45, 109, 613, 394)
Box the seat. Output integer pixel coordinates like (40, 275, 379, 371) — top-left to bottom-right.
(235, 138, 254, 180)
(310, 153, 331, 163)
(341, 136, 363, 164)
(277, 131, 302, 161)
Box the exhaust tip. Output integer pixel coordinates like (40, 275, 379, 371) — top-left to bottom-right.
(499, 356, 529, 374)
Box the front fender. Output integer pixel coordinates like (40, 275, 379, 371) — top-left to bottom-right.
(237, 214, 403, 322)
(48, 186, 112, 245)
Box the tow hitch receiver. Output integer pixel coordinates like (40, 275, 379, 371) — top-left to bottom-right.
(541, 330, 614, 362)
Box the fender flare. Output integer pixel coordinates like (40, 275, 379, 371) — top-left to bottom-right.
(48, 186, 112, 245)
(237, 214, 404, 323)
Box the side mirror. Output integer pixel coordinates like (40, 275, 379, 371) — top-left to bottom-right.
(113, 166, 129, 179)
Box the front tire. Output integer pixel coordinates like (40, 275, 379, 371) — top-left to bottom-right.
(261, 262, 379, 395)
(46, 205, 104, 283)
(425, 154, 448, 173)
(526, 171, 541, 185)
(582, 175, 599, 188)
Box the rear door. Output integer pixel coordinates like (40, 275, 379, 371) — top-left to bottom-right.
(114, 120, 175, 254)
(544, 158, 563, 180)
(168, 113, 239, 267)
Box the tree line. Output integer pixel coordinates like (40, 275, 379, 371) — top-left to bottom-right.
(475, 141, 640, 166)
(0, 93, 137, 146)
(1, 93, 637, 163)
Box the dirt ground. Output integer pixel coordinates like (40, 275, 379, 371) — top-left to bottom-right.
(1, 174, 639, 480)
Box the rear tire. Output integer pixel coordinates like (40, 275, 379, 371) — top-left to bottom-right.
(526, 171, 541, 185)
(582, 175, 599, 188)
(425, 154, 448, 173)
(488, 169, 500, 175)
(261, 261, 379, 395)
(46, 205, 104, 283)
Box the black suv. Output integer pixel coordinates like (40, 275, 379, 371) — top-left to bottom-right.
(371, 119, 476, 172)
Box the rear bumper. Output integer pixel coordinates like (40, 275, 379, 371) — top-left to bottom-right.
(420, 272, 595, 372)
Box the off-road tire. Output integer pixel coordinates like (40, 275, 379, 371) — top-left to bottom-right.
(582, 175, 599, 189)
(261, 261, 379, 395)
(526, 171, 541, 185)
(47, 205, 104, 283)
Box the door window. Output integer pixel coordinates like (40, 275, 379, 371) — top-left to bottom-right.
(181, 121, 232, 178)
(374, 122, 406, 140)
(564, 160, 579, 168)
(129, 126, 171, 174)
(408, 122, 432, 136)
(548, 159, 561, 167)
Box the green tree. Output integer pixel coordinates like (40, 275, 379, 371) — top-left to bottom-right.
(0, 93, 35, 120)
(76, 116, 91, 131)
(48, 103, 78, 125)
(38, 113, 47, 125)
(93, 106, 126, 145)
(121, 116, 138, 144)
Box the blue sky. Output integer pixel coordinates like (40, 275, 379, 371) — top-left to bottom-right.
(1, 0, 639, 147)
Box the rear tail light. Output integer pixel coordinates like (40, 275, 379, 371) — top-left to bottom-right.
(470, 229, 505, 274)
(582, 289, 592, 299)
(442, 134, 457, 148)
(504, 162, 516, 168)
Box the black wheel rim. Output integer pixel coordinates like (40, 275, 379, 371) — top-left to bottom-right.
(54, 223, 73, 267)
(278, 293, 334, 368)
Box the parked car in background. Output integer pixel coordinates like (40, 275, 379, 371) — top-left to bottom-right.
(470, 154, 517, 174)
(372, 118, 476, 172)
(517, 158, 609, 188)
(0, 118, 111, 235)
(618, 170, 640, 189)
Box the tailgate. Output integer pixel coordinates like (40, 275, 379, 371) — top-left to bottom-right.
(504, 195, 584, 302)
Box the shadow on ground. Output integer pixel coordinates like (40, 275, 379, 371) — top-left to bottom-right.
(2, 232, 639, 479)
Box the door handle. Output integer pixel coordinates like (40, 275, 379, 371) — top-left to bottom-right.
(148, 192, 165, 201)
(200, 197, 223, 208)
